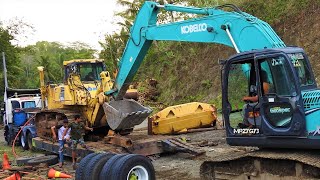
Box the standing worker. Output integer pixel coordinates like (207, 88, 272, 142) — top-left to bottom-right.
(51, 119, 71, 167)
(63, 114, 93, 169)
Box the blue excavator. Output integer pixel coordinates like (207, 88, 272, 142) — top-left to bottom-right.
(103, 1, 320, 179)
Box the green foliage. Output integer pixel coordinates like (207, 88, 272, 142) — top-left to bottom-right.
(0, 25, 21, 100)
(201, 79, 212, 89)
(18, 41, 96, 87)
(241, 0, 313, 24)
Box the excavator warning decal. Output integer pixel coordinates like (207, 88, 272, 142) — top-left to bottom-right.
(271, 58, 283, 66)
(292, 59, 301, 67)
(288, 53, 303, 67)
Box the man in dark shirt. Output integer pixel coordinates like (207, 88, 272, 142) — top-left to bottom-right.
(63, 114, 93, 169)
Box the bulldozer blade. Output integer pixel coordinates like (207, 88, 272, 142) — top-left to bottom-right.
(103, 99, 152, 130)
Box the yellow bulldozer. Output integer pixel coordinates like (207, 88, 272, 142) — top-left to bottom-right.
(35, 59, 151, 140)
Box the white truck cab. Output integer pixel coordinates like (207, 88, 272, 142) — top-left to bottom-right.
(4, 95, 42, 125)
(2, 88, 42, 146)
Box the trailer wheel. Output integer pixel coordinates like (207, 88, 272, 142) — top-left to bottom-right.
(83, 153, 114, 180)
(20, 133, 29, 150)
(75, 153, 99, 180)
(26, 132, 33, 151)
(99, 154, 126, 180)
(26, 155, 58, 166)
(110, 154, 155, 180)
(4, 126, 12, 145)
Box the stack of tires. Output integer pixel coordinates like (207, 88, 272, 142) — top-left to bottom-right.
(76, 153, 155, 180)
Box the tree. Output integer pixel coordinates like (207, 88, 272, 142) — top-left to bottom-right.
(0, 25, 21, 91)
(19, 41, 96, 87)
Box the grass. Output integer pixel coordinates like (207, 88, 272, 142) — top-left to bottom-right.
(0, 142, 44, 163)
(0, 126, 44, 163)
(229, 112, 244, 128)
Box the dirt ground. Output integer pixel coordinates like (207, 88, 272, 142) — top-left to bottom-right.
(153, 129, 227, 180)
(0, 125, 238, 180)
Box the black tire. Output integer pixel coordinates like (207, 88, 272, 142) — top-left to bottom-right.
(83, 153, 114, 180)
(26, 132, 33, 151)
(99, 154, 126, 180)
(4, 126, 12, 146)
(20, 132, 29, 150)
(89, 153, 115, 180)
(11, 126, 21, 146)
(26, 155, 58, 166)
(110, 154, 155, 180)
(75, 153, 98, 180)
(16, 154, 45, 166)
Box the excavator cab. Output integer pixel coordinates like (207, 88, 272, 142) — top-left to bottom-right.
(223, 47, 319, 148)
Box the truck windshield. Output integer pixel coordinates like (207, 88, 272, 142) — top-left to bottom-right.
(22, 101, 36, 108)
(287, 53, 314, 86)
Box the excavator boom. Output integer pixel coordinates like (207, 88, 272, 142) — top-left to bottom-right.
(104, 1, 287, 131)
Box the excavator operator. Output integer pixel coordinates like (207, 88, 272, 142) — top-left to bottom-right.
(84, 71, 95, 81)
(242, 70, 270, 102)
(240, 69, 270, 128)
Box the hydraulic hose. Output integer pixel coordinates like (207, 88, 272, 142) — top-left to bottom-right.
(12, 114, 36, 158)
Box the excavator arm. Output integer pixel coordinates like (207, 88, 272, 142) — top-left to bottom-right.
(106, 1, 285, 100)
(103, 1, 286, 131)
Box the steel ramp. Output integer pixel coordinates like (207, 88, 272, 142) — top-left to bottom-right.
(103, 99, 152, 130)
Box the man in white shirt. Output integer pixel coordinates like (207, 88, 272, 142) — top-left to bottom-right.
(51, 119, 71, 167)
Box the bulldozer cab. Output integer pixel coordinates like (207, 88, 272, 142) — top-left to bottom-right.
(223, 47, 314, 147)
(63, 59, 106, 82)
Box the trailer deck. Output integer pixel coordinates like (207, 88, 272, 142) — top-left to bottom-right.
(32, 129, 205, 159)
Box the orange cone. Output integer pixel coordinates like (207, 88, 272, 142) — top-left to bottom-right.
(48, 168, 72, 178)
(2, 152, 11, 170)
(4, 172, 21, 180)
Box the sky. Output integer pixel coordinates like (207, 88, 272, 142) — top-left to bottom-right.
(0, 0, 123, 50)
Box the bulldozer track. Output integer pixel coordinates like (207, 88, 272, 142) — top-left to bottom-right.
(35, 109, 85, 141)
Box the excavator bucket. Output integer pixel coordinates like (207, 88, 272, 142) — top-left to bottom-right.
(103, 99, 152, 130)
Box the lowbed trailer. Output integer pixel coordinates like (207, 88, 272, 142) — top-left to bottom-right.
(31, 129, 205, 159)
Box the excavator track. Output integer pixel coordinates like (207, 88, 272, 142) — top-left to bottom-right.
(200, 149, 320, 180)
(34, 109, 85, 141)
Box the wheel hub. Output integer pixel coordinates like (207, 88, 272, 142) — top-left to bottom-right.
(127, 165, 148, 180)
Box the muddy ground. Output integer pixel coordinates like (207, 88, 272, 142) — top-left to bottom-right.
(153, 129, 230, 180)
(0, 125, 240, 180)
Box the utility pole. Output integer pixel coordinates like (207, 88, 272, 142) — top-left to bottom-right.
(2, 52, 8, 122)
(2, 52, 8, 89)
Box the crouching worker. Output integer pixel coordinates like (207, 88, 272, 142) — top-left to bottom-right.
(51, 119, 71, 167)
(63, 114, 93, 169)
